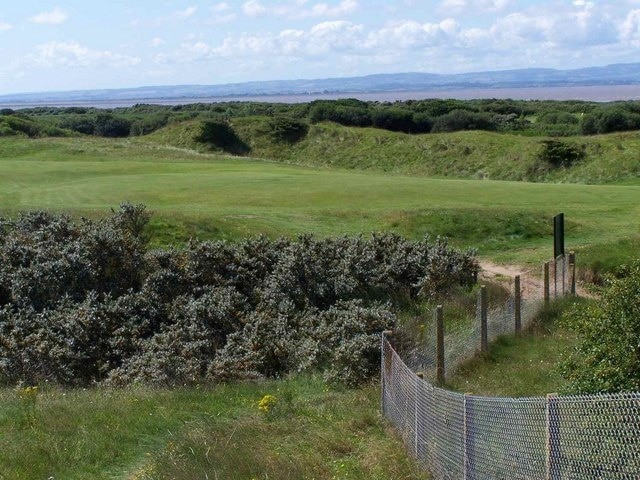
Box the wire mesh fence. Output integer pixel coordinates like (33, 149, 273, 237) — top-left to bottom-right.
(382, 255, 640, 479)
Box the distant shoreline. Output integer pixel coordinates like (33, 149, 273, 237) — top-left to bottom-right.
(2, 84, 640, 109)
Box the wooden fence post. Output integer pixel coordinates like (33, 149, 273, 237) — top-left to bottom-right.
(480, 285, 488, 353)
(543, 262, 550, 306)
(569, 251, 576, 296)
(436, 305, 445, 385)
(514, 275, 522, 335)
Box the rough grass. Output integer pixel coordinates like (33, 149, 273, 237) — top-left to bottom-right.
(2, 136, 640, 263)
(446, 298, 582, 397)
(145, 117, 640, 185)
(0, 377, 429, 480)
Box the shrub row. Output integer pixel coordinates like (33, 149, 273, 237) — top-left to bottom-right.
(0, 205, 478, 387)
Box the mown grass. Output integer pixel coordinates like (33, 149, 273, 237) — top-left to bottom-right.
(1, 136, 639, 263)
(446, 298, 583, 397)
(0, 377, 429, 480)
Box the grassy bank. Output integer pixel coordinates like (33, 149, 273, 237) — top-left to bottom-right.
(0, 377, 428, 480)
(144, 118, 640, 185)
(446, 299, 582, 396)
(1, 136, 639, 263)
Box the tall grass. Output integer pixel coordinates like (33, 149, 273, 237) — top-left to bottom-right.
(0, 377, 429, 480)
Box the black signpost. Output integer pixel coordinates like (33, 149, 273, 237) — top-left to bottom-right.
(553, 213, 564, 259)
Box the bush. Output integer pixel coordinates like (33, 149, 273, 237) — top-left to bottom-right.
(537, 139, 585, 168)
(561, 259, 640, 393)
(94, 114, 132, 137)
(0, 208, 478, 387)
(196, 120, 250, 154)
(267, 116, 308, 143)
(431, 109, 496, 133)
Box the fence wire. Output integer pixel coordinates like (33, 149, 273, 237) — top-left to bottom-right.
(382, 255, 640, 479)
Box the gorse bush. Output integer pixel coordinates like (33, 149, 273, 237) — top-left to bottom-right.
(0, 205, 478, 387)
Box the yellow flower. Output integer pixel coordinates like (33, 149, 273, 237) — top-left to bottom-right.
(258, 394, 278, 414)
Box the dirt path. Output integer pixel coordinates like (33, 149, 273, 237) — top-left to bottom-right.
(479, 260, 544, 297)
(479, 259, 592, 298)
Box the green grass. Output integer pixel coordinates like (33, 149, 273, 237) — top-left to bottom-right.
(145, 117, 640, 185)
(2, 136, 640, 263)
(446, 299, 582, 397)
(0, 377, 428, 480)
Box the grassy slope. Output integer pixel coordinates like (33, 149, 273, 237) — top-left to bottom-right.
(144, 117, 640, 185)
(1, 136, 639, 263)
(0, 377, 428, 480)
(446, 299, 582, 397)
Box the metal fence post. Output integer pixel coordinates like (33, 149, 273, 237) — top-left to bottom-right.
(546, 393, 560, 480)
(514, 275, 522, 335)
(480, 285, 488, 353)
(543, 262, 550, 305)
(381, 330, 392, 416)
(415, 372, 424, 460)
(463, 393, 472, 480)
(436, 305, 445, 385)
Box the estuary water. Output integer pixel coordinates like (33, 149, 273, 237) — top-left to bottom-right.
(2, 84, 640, 109)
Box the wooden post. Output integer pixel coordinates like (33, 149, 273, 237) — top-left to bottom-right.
(436, 305, 445, 385)
(553, 257, 558, 298)
(480, 285, 488, 353)
(569, 251, 576, 296)
(543, 262, 550, 306)
(514, 275, 522, 335)
(546, 393, 560, 480)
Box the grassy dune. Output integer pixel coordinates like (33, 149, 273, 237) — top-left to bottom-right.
(144, 118, 640, 184)
(1, 136, 639, 263)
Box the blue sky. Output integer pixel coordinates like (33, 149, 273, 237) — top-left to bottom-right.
(1, 1, 639, 94)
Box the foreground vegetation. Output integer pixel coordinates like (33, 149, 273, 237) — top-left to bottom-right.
(0, 377, 428, 480)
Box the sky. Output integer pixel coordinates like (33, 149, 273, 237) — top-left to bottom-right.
(1, 1, 640, 94)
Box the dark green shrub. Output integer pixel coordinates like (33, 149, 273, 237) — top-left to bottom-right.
(0, 208, 478, 386)
(94, 113, 132, 137)
(267, 115, 308, 143)
(372, 108, 415, 133)
(538, 139, 585, 168)
(561, 259, 640, 393)
(196, 120, 250, 154)
(431, 109, 496, 133)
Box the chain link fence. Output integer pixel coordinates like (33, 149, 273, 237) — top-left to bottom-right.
(382, 255, 640, 479)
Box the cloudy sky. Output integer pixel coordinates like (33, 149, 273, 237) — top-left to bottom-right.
(1, 0, 640, 94)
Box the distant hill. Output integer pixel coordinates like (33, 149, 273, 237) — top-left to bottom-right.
(3, 62, 640, 105)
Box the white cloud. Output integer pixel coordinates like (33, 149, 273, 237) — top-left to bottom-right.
(150, 38, 165, 47)
(29, 6, 68, 25)
(28, 41, 141, 68)
(243, 0, 358, 19)
(175, 6, 198, 19)
(366, 19, 459, 49)
(304, 0, 359, 17)
(212, 2, 231, 12)
(440, 0, 510, 14)
(0, 21, 12, 31)
(243, 0, 267, 16)
(620, 9, 640, 45)
(207, 3, 237, 24)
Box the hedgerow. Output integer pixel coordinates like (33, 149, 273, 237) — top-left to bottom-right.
(0, 204, 478, 387)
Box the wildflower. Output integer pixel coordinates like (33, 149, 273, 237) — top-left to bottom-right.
(258, 394, 278, 414)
